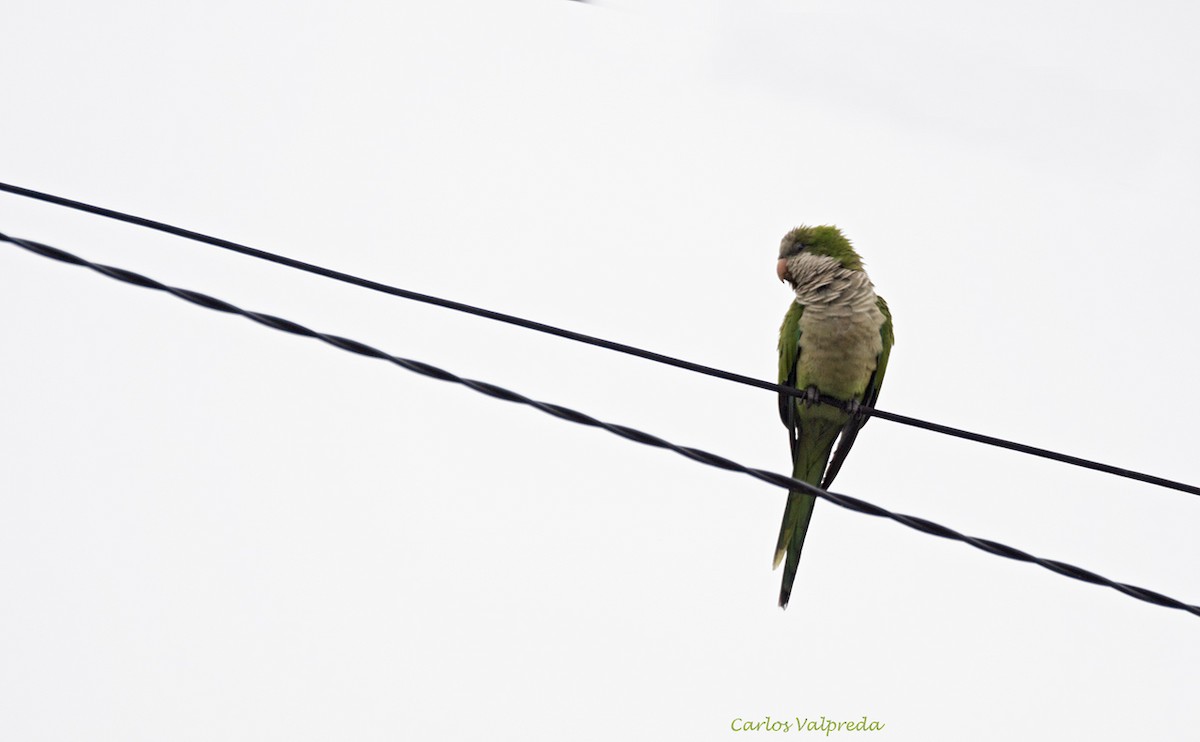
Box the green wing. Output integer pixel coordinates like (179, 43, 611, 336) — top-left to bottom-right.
(777, 301, 804, 427)
(819, 295, 894, 488)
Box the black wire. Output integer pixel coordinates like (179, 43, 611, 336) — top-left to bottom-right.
(4, 229, 1197, 619)
(1, 181, 1198, 499)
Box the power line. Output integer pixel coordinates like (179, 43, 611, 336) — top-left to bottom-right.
(4, 228, 1197, 619)
(1, 181, 1197, 500)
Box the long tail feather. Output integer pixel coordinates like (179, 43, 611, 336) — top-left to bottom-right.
(776, 490, 816, 608)
(774, 417, 842, 609)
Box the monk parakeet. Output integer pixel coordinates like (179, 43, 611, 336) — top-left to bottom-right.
(774, 225, 894, 608)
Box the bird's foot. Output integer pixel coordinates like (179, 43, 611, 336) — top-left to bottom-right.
(802, 386, 821, 408)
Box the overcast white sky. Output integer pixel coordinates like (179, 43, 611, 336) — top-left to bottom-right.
(2, 1, 1198, 739)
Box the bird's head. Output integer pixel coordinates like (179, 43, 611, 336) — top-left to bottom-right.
(776, 225, 863, 286)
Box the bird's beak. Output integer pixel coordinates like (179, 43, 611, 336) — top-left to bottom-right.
(776, 258, 789, 283)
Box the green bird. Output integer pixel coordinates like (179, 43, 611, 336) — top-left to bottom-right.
(774, 225, 894, 609)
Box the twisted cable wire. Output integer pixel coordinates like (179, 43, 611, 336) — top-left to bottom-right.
(4, 229, 1197, 619)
